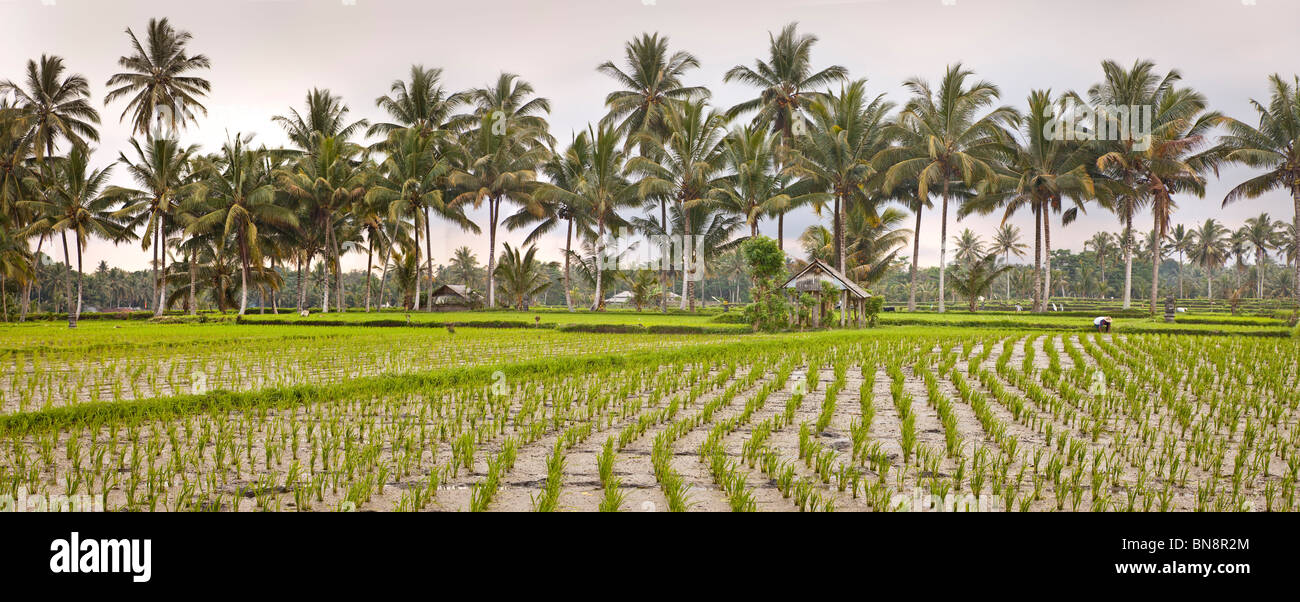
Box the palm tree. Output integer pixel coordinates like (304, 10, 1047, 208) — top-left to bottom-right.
(276, 136, 368, 312)
(368, 128, 477, 310)
(103, 18, 211, 136)
(843, 205, 911, 288)
(0, 55, 100, 161)
(712, 125, 816, 239)
(1189, 218, 1230, 299)
(879, 64, 1017, 313)
(532, 125, 635, 310)
(598, 33, 709, 144)
(368, 65, 465, 139)
(993, 224, 1028, 299)
(192, 134, 298, 315)
(627, 99, 730, 311)
(723, 22, 847, 250)
(955, 90, 1078, 313)
(1079, 60, 1219, 313)
(494, 243, 552, 310)
(21, 145, 130, 327)
(450, 73, 551, 308)
(1167, 223, 1193, 299)
(446, 246, 483, 290)
(621, 268, 662, 311)
(1241, 213, 1283, 298)
(952, 228, 986, 267)
(1084, 232, 1116, 299)
(110, 136, 201, 315)
(273, 89, 369, 151)
(950, 253, 1013, 312)
(1214, 74, 1300, 304)
(788, 79, 892, 289)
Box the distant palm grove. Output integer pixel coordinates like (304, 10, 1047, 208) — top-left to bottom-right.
(2, 19, 1299, 326)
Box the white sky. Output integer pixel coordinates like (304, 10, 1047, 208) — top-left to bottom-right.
(3, 0, 1297, 271)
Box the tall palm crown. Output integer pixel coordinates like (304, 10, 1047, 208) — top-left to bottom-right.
(273, 89, 370, 151)
(962, 90, 1092, 312)
(1188, 218, 1231, 298)
(712, 125, 820, 238)
(449, 73, 552, 308)
(109, 136, 201, 315)
(788, 79, 893, 282)
(1214, 74, 1300, 303)
(0, 55, 100, 161)
(103, 18, 211, 136)
(193, 134, 297, 315)
(1167, 223, 1194, 298)
(724, 22, 848, 250)
(952, 229, 986, 266)
(881, 63, 1017, 312)
(598, 33, 708, 144)
(1079, 60, 1219, 312)
(1241, 213, 1283, 298)
(20, 145, 130, 327)
(626, 99, 730, 311)
(843, 205, 910, 288)
(276, 135, 369, 312)
(993, 223, 1028, 299)
(531, 125, 636, 310)
(368, 65, 465, 139)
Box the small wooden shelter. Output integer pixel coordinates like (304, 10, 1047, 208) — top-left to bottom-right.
(780, 258, 872, 328)
(428, 284, 478, 311)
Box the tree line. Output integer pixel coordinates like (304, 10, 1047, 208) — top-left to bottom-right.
(2, 19, 1298, 326)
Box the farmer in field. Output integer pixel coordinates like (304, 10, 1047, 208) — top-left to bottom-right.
(1094, 316, 1112, 333)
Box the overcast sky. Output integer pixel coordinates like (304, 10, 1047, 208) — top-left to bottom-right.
(3, 0, 1297, 272)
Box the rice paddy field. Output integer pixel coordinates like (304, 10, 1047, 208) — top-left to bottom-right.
(1, 315, 1298, 513)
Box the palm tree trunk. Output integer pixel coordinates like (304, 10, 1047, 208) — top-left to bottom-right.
(1005, 250, 1011, 300)
(564, 217, 574, 312)
(908, 204, 922, 311)
(425, 207, 435, 311)
(1292, 185, 1300, 304)
(20, 233, 45, 322)
(293, 252, 302, 313)
(150, 222, 159, 314)
(238, 238, 250, 316)
(1122, 214, 1134, 309)
(61, 231, 75, 328)
(1032, 203, 1043, 313)
(1178, 251, 1185, 299)
(1043, 208, 1053, 308)
(377, 237, 392, 310)
(486, 197, 498, 308)
(332, 223, 345, 313)
(1151, 212, 1163, 315)
(188, 249, 198, 316)
(75, 236, 84, 322)
(594, 215, 607, 312)
(836, 192, 846, 327)
(365, 240, 374, 312)
(681, 207, 694, 312)
(938, 181, 950, 313)
(412, 213, 422, 311)
(155, 213, 167, 316)
(1257, 249, 1265, 299)
(660, 199, 669, 314)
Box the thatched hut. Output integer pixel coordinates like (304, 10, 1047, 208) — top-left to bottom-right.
(780, 258, 872, 328)
(428, 284, 478, 311)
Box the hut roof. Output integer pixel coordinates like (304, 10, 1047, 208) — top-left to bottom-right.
(429, 284, 474, 301)
(779, 258, 870, 299)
